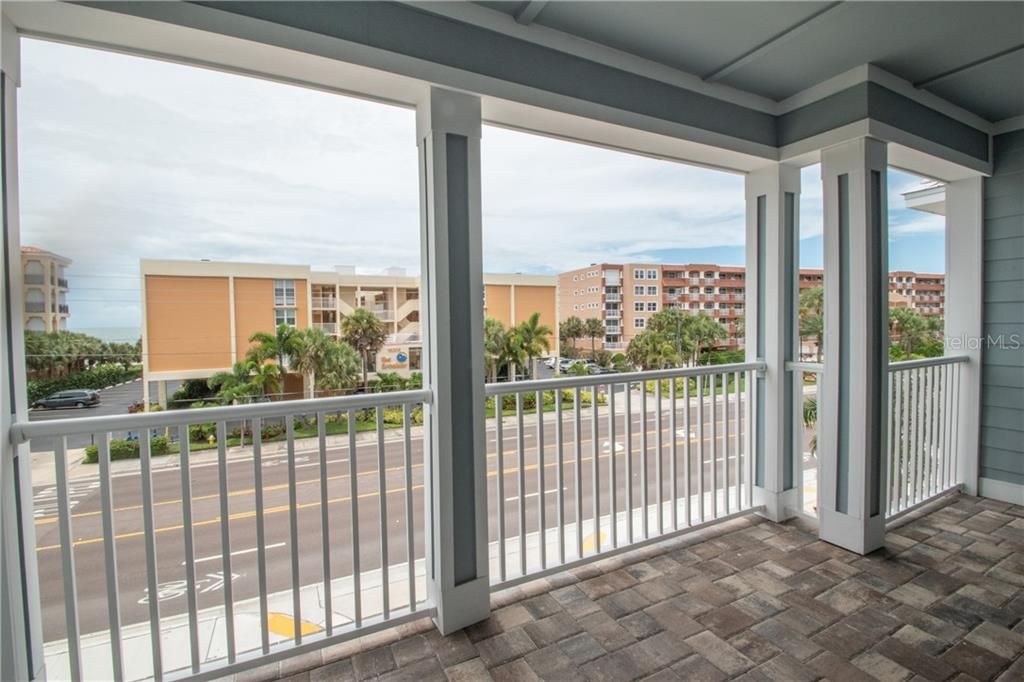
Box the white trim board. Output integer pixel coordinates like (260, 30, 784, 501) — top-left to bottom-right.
(978, 477, 1024, 506)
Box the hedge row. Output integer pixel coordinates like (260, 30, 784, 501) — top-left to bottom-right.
(29, 364, 141, 403)
(83, 436, 171, 464)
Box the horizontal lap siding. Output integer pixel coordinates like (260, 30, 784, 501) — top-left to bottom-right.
(981, 130, 1024, 487)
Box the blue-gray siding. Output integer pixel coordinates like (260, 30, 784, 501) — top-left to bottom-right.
(982, 129, 1024, 485)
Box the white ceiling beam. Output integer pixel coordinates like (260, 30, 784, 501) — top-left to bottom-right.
(514, 1, 549, 26)
(703, 1, 844, 83)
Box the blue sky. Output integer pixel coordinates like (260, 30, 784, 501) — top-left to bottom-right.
(17, 39, 945, 338)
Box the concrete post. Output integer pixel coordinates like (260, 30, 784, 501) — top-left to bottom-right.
(745, 163, 801, 521)
(818, 138, 889, 555)
(417, 87, 490, 634)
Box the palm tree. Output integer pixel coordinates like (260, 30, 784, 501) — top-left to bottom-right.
(319, 341, 361, 392)
(626, 330, 677, 370)
(341, 308, 387, 389)
(209, 361, 258, 404)
(484, 318, 507, 383)
(513, 313, 552, 380)
(583, 318, 604, 358)
(647, 308, 693, 364)
(559, 316, 584, 354)
(247, 324, 299, 368)
(249, 362, 281, 399)
(799, 286, 824, 362)
(686, 314, 728, 365)
(290, 327, 336, 399)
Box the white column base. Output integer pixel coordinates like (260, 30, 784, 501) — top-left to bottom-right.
(431, 575, 490, 635)
(819, 508, 886, 554)
(753, 487, 799, 523)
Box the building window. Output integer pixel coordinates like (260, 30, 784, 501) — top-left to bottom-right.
(647, 269, 658, 279)
(274, 279, 296, 306)
(634, 302, 645, 312)
(634, 285, 645, 295)
(646, 286, 658, 295)
(634, 318, 645, 328)
(647, 302, 658, 311)
(275, 307, 297, 327)
(633, 269, 645, 279)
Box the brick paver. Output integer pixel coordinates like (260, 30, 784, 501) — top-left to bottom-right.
(237, 494, 1024, 681)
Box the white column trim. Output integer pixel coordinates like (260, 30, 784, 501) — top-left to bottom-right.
(944, 177, 983, 495)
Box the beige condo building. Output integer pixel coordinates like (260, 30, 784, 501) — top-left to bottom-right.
(21, 246, 71, 333)
(140, 259, 556, 406)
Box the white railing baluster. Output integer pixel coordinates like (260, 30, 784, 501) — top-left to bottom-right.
(496, 398, 506, 581)
(98, 434, 125, 682)
(348, 409, 362, 627)
(376, 407, 389, 618)
(215, 421, 236, 662)
(733, 370, 742, 516)
(516, 393, 526, 575)
(900, 369, 911, 511)
(625, 385, 633, 543)
(683, 376, 691, 527)
(555, 394, 565, 565)
(403, 404, 416, 611)
(318, 413, 334, 632)
(724, 372, 731, 515)
(537, 390, 546, 570)
(177, 425, 201, 673)
(591, 388, 600, 553)
(712, 372, 720, 516)
(138, 430, 163, 682)
(746, 370, 754, 509)
(608, 384, 617, 548)
(286, 415, 302, 642)
(640, 381, 648, 538)
(655, 379, 663, 535)
(252, 418, 271, 653)
(696, 375, 705, 523)
(54, 437, 83, 682)
(669, 380, 678, 530)
(574, 387, 583, 559)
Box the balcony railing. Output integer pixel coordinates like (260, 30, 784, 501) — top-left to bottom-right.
(604, 293, 620, 302)
(605, 310, 620, 319)
(386, 332, 421, 345)
(370, 307, 394, 321)
(25, 273, 45, 285)
(25, 301, 45, 313)
(887, 355, 967, 518)
(484, 362, 761, 587)
(59, 304, 70, 314)
(314, 321, 338, 334)
(58, 277, 69, 289)
(311, 297, 337, 309)
(603, 342, 625, 350)
(11, 390, 432, 682)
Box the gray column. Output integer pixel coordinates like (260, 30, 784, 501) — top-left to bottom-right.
(417, 87, 490, 633)
(819, 137, 888, 554)
(744, 163, 801, 521)
(1, 15, 43, 680)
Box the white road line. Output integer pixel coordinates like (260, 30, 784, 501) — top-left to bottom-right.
(187, 542, 285, 565)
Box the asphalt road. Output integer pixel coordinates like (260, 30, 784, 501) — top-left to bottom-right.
(30, 390, 811, 643)
(28, 379, 144, 452)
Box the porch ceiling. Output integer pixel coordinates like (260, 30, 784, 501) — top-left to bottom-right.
(478, 1, 1024, 123)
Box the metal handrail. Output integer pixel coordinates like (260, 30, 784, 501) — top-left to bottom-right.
(10, 388, 432, 443)
(889, 355, 968, 370)
(484, 361, 764, 396)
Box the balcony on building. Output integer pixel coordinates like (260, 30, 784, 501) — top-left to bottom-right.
(1, 3, 1020, 682)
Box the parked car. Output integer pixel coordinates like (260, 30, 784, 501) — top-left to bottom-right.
(32, 389, 101, 410)
(589, 366, 619, 375)
(544, 356, 560, 369)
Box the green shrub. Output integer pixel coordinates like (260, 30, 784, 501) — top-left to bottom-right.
(260, 422, 285, 440)
(28, 364, 140, 404)
(83, 436, 171, 464)
(189, 422, 216, 442)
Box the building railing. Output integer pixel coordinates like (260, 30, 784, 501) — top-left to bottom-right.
(370, 307, 394, 321)
(603, 341, 625, 350)
(386, 332, 421, 345)
(25, 273, 45, 285)
(314, 321, 338, 334)
(25, 301, 45, 313)
(605, 310, 620, 319)
(58, 278, 70, 289)
(483, 362, 762, 588)
(311, 297, 337, 309)
(887, 355, 967, 518)
(10, 389, 432, 682)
